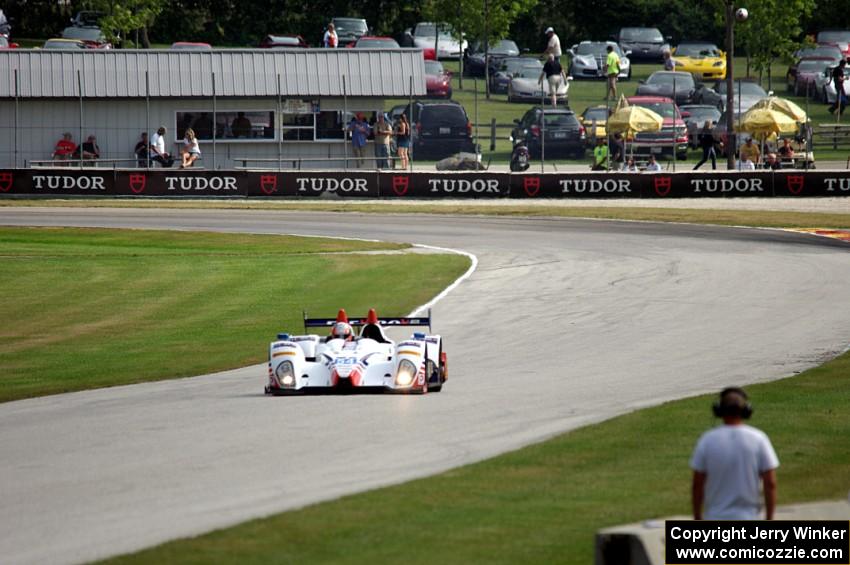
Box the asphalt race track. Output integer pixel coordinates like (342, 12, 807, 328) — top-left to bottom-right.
(1, 208, 849, 564)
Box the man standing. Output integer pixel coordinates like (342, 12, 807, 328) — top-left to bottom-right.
(604, 45, 620, 101)
(543, 27, 561, 65)
(373, 113, 393, 169)
(347, 113, 371, 168)
(591, 137, 608, 170)
(540, 54, 567, 107)
(828, 59, 846, 115)
(691, 387, 779, 520)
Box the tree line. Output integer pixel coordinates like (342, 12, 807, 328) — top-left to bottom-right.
(3, 0, 848, 61)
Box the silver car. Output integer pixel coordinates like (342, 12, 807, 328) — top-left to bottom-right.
(568, 41, 631, 80)
(507, 66, 571, 104)
(813, 65, 850, 103)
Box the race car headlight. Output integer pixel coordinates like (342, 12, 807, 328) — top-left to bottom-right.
(275, 361, 295, 387)
(713, 61, 724, 67)
(395, 359, 417, 387)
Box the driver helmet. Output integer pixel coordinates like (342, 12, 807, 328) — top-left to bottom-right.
(331, 322, 353, 341)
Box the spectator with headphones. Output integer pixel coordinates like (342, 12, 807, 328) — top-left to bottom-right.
(690, 387, 779, 520)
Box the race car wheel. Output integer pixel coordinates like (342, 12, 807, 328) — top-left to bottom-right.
(425, 358, 441, 393)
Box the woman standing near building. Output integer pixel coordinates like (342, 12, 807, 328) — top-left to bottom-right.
(395, 113, 411, 170)
(180, 128, 201, 168)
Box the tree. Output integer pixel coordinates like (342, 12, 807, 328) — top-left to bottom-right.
(423, 0, 538, 96)
(89, 0, 167, 47)
(717, 0, 815, 90)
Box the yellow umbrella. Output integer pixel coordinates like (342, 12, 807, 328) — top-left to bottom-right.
(739, 108, 799, 137)
(607, 105, 664, 137)
(748, 96, 807, 123)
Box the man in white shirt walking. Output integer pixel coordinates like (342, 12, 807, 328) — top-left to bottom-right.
(543, 27, 562, 65)
(690, 387, 779, 520)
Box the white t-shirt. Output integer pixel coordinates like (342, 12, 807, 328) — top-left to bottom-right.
(690, 424, 779, 520)
(151, 132, 166, 155)
(547, 34, 562, 58)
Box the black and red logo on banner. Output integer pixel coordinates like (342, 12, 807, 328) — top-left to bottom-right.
(0, 169, 848, 199)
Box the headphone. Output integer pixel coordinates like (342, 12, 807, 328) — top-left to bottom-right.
(712, 387, 753, 419)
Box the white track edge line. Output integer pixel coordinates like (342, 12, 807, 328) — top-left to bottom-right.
(407, 244, 478, 317)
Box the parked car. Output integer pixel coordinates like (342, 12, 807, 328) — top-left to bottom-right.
(787, 45, 843, 87)
(411, 101, 475, 159)
(464, 39, 520, 77)
(626, 96, 689, 160)
(679, 104, 721, 148)
(490, 57, 542, 93)
(617, 27, 670, 62)
(70, 11, 104, 28)
(507, 65, 570, 104)
(42, 38, 87, 50)
(404, 22, 467, 59)
(0, 36, 19, 49)
(635, 71, 696, 105)
(259, 34, 309, 48)
(170, 42, 212, 50)
(567, 41, 631, 80)
(578, 105, 611, 145)
(331, 17, 368, 46)
(353, 35, 402, 49)
(711, 110, 749, 157)
(61, 25, 112, 49)
(424, 60, 453, 99)
(693, 79, 769, 113)
(813, 64, 850, 104)
(816, 30, 850, 58)
(787, 57, 833, 96)
(510, 107, 586, 159)
(671, 42, 725, 80)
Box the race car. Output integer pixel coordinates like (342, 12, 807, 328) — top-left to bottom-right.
(265, 308, 447, 395)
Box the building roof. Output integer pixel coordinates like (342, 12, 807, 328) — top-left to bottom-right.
(0, 49, 427, 99)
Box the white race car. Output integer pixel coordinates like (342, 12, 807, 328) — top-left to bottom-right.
(265, 309, 447, 395)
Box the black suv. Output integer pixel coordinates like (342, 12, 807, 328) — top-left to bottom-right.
(511, 107, 586, 159)
(331, 18, 369, 45)
(411, 101, 476, 159)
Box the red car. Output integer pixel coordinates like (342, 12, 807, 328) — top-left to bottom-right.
(352, 35, 435, 60)
(424, 60, 452, 98)
(259, 34, 309, 48)
(787, 57, 833, 96)
(626, 96, 689, 160)
(0, 36, 18, 49)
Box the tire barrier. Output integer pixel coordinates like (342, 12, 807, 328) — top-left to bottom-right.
(1, 169, 849, 199)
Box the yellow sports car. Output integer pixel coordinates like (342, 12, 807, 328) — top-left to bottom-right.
(672, 42, 726, 80)
(578, 105, 611, 145)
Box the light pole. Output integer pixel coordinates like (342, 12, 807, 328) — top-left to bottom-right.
(725, 3, 748, 169)
(725, 1, 736, 170)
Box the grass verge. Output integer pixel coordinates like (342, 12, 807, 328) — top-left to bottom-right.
(2, 199, 849, 229)
(0, 227, 470, 402)
(103, 350, 850, 565)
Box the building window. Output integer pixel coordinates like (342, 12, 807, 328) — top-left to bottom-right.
(175, 111, 275, 141)
(281, 113, 315, 141)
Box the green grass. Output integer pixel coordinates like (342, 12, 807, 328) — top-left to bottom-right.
(391, 56, 849, 164)
(103, 350, 850, 564)
(0, 227, 470, 402)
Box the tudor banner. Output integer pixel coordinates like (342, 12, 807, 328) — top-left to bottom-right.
(377, 171, 508, 198)
(1, 169, 849, 199)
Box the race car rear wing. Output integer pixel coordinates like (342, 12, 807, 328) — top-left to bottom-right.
(303, 309, 432, 332)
